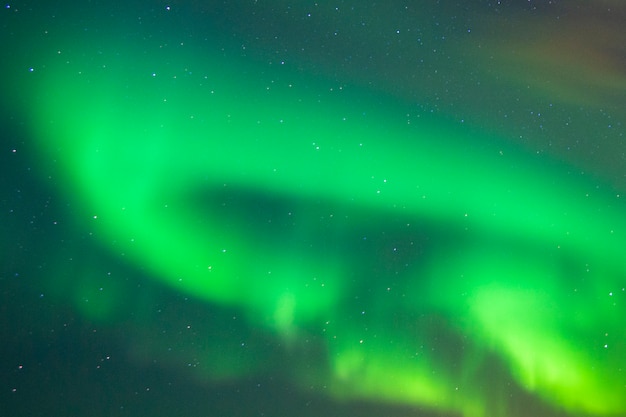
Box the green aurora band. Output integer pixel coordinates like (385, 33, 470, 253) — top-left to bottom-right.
(3, 4, 625, 417)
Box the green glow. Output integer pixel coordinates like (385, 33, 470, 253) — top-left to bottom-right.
(425, 245, 625, 414)
(4, 8, 626, 417)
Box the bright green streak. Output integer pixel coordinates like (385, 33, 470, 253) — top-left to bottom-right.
(11, 36, 626, 416)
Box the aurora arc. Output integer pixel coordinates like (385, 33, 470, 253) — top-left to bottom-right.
(3, 16, 626, 417)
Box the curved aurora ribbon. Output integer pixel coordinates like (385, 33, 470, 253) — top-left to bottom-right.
(4, 19, 625, 417)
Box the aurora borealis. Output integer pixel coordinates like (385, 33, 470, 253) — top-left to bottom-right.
(1, 1, 625, 417)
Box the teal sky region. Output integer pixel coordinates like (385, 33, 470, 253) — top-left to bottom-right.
(1, 1, 625, 417)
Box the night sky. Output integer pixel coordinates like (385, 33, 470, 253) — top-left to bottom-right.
(1, 1, 625, 417)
